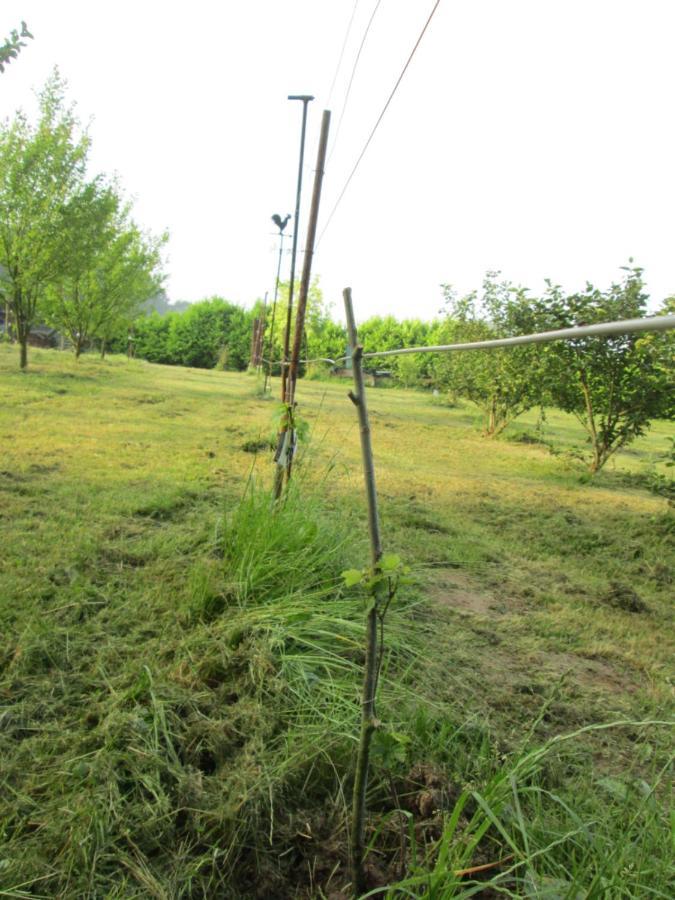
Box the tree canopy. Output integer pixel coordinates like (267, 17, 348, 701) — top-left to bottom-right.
(433, 273, 545, 435)
(535, 266, 674, 471)
(0, 22, 33, 74)
(0, 71, 166, 367)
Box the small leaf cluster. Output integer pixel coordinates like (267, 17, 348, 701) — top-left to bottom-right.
(342, 553, 412, 594)
(0, 22, 33, 73)
(272, 403, 310, 444)
(371, 728, 411, 769)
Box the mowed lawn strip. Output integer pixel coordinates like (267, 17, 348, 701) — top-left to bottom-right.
(2, 345, 672, 738)
(0, 345, 672, 896)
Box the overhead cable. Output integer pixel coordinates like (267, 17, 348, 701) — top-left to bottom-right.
(328, 0, 384, 164)
(326, 0, 361, 109)
(317, 0, 443, 247)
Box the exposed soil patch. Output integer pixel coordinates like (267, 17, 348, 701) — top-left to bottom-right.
(427, 570, 498, 617)
(540, 651, 636, 695)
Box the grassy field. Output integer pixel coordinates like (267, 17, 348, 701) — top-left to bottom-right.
(1, 345, 673, 898)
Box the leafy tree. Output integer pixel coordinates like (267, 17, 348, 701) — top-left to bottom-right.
(0, 22, 33, 74)
(396, 352, 424, 388)
(0, 71, 90, 368)
(44, 197, 166, 357)
(95, 225, 166, 358)
(536, 266, 674, 472)
(41, 180, 119, 356)
(435, 273, 544, 435)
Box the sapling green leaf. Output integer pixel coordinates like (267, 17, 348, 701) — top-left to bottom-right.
(380, 553, 401, 572)
(342, 568, 364, 587)
(371, 729, 411, 768)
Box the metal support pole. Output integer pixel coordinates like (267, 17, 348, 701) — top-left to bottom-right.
(280, 94, 314, 402)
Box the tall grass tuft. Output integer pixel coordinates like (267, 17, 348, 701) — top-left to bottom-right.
(0, 482, 421, 896)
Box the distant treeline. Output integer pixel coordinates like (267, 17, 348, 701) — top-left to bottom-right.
(114, 283, 445, 377)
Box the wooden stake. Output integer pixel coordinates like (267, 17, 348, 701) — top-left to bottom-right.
(343, 286, 382, 896)
(287, 110, 331, 404)
(273, 110, 331, 498)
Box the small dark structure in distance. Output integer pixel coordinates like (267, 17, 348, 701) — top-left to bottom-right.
(331, 366, 392, 387)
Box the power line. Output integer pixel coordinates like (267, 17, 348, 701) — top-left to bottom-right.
(325, 0, 361, 109)
(318, 0, 443, 247)
(327, 0, 384, 165)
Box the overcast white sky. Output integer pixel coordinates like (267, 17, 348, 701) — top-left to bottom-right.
(2, 1, 673, 319)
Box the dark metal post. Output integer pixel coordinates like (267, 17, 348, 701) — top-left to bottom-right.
(280, 94, 314, 402)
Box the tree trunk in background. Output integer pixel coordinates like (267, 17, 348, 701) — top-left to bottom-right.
(13, 287, 30, 369)
(4, 300, 12, 341)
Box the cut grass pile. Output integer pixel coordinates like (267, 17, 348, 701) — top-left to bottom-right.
(2, 480, 419, 896)
(0, 346, 673, 897)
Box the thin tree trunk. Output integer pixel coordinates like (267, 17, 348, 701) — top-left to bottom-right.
(14, 287, 29, 369)
(487, 398, 496, 435)
(4, 300, 12, 341)
(579, 371, 600, 471)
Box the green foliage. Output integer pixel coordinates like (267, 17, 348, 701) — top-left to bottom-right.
(370, 729, 411, 768)
(358, 316, 437, 384)
(395, 351, 425, 388)
(42, 188, 166, 357)
(132, 311, 174, 363)
(434, 273, 545, 435)
(0, 70, 166, 367)
(0, 21, 33, 73)
(383, 720, 674, 898)
(165, 297, 250, 369)
(0, 71, 91, 367)
(341, 552, 411, 594)
(128, 299, 257, 371)
(535, 267, 674, 472)
(261, 278, 345, 371)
